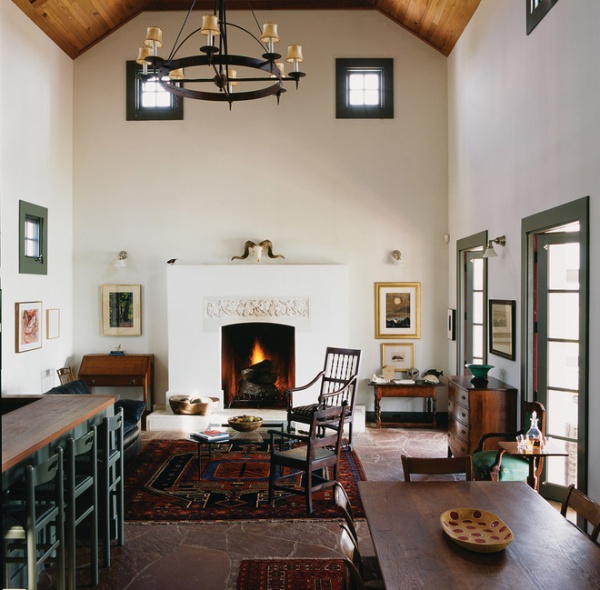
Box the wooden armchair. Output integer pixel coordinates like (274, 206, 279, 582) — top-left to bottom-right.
(268, 402, 347, 514)
(472, 401, 546, 488)
(401, 455, 473, 481)
(57, 367, 75, 385)
(561, 484, 600, 543)
(286, 347, 361, 449)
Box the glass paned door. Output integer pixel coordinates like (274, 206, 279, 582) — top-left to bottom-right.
(536, 232, 580, 499)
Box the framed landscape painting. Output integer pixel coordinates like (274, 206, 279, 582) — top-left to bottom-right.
(16, 301, 42, 352)
(489, 299, 516, 360)
(375, 282, 421, 339)
(101, 284, 142, 336)
(381, 343, 414, 373)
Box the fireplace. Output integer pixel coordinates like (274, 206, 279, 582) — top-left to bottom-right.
(165, 264, 349, 410)
(222, 322, 295, 408)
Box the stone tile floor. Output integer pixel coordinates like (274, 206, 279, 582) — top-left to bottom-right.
(38, 427, 451, 589)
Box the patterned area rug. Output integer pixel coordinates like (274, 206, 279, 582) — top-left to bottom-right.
(237, 559, 347, 590)
(124, 439, 366, 521)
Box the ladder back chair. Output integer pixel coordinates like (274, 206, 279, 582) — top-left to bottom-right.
(401, 455, 473, 482)
(561, 484, 600, 543)
(286, 347, 361, 449)
(269, 402, 347, 514)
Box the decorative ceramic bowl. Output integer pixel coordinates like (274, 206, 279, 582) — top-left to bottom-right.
(465, 364, 494, 380)
(440, 508, 514, 553)
(227, 416, 264, 432)
(169, 395, 219, 416)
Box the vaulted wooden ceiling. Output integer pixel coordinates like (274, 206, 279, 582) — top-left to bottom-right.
(13, 0, 480, 60)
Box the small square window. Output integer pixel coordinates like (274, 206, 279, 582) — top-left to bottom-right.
(126, 61, 184, 121)
(336, 59, 393, 119)
(19, 200, 48, 275)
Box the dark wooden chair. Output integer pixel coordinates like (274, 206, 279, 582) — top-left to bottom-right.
(338, 523, 385, 589)
(561, 484, 600, 543)
(472, 401, 546, 489)
(268, 402, 347, 514)
(57, 367, 75, 385)
(286, 347, 361, 449)
(401, 455, 473, 481)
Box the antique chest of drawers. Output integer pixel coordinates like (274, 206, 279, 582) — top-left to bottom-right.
(447, 375, 517, 457)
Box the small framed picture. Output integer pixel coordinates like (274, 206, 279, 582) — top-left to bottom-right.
(375, 282, 421, 339)
(101, 284, 142, 336)
(489, 299, 516, 360)
(16, 301, 43, 352)
(381, 343, 414, 373)
(46, 308, 60, 339)
(447, 308, 456, 341)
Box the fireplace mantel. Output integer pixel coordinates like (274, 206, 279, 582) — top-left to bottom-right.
(166, 265, 349, 408)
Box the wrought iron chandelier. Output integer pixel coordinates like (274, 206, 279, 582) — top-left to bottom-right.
(135, 0, 306, 108)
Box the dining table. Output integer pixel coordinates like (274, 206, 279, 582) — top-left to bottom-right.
(358, 480, 600, 589)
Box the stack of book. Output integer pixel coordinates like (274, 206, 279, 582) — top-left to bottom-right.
(190, 429, 230, 442)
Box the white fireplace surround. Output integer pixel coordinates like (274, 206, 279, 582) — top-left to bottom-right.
(165, 264, 350, 409)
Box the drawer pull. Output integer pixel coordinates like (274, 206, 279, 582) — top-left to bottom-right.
(461, 412, 466, 418)
(130, 378, 136, 385)
(90, 379, 95, 386)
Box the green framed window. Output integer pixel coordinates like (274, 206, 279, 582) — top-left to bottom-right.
(336, 59, 394, 119)
(126, 61, 184, 121)
(19, 200, 48, 275)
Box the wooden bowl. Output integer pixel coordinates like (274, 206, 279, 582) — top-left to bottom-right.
(227, 416, 264, 432)
(169, 395, 219, 416)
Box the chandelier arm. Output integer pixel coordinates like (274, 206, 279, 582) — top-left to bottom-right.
(166, 0, 197, 62)
(225, 22, 269, 55)
(168, 28, 204, 63)
(245, 0, 263, 35)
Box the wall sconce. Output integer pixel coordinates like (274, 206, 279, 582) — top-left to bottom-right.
(390, 250, 402, 264)
(115, 250, 128, 267)
(483, 236, 506, 258)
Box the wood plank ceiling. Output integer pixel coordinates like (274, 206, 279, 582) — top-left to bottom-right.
(13, 0, 480, 60)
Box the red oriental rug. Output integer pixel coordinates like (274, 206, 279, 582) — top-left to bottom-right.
(237, 558, 347, 590)
(124, 439, 366, 521)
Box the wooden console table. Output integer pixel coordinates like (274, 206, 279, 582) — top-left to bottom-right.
(79, 354, 153, 426)
(367, 381, 438, 428)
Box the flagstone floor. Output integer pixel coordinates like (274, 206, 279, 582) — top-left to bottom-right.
(42, 426, 449, 590)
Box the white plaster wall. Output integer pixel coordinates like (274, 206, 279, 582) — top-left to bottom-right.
(0, 3, 74, 394)
(72, 10, 449, 410)
(448, 0, 600, 498)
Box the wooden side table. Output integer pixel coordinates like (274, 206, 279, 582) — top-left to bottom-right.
(497, 440, 568, 490)
(78, 354, 154, 427)
(367, 381, 438, 428)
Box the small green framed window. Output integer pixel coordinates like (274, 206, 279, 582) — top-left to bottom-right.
(336, 59, 394, 119)
(19, 200, 48, 275)
(126, 61, 184, 121)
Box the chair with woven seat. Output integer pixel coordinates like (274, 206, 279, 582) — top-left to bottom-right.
(2, 450, 65, 590)
(401, 455, 473, 481)
(65, 427, 98, 589)
(98, 408, 124, 568)
(472, 401, 546, 489)
(286, 347, 361, 449)
(269, 402, 347, 514)
(560, 484, 600, 543)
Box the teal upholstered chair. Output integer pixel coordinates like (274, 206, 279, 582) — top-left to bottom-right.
(472, 401, 546, 488)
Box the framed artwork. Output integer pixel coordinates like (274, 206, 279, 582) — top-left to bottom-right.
(16, 301, 42, 352)
(375, 282, 421, 339)
(489, 299, 516, 360)
(101, 284, 142, 336)
(46, 308, 60, 339)
(447, 308, 456, 341)
(381, 343, 414, 373)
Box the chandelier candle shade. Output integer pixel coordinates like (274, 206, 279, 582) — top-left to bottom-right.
(135, 0, 306, 108)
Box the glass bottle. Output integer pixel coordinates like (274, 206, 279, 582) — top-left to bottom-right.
(526, 410, 542, 450)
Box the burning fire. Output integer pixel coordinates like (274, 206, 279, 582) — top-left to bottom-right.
(250, 339, 267, 365)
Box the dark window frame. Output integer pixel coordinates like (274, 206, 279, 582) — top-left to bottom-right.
(126, 61, 184, 121)
(19, 200, 48, 275)
(336, 58, 394, 119)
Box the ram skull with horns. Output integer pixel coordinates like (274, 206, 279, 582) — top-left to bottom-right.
(231, 240, 285, 263)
